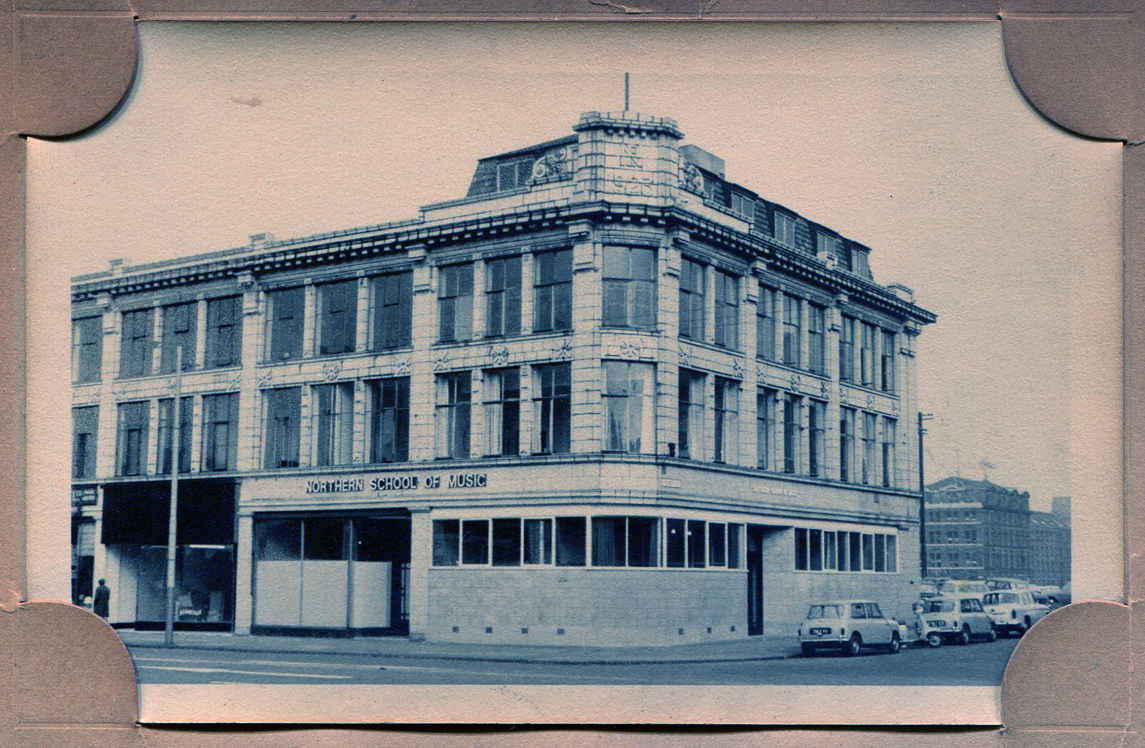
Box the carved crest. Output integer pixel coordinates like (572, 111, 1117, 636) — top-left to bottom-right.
(681, 163, 704, 195)
(488, 345, 510, 367)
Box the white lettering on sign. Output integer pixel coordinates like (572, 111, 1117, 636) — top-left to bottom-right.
(302, 473, 488, 494)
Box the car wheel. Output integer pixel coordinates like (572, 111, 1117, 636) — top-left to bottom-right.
(926, 632, 942, 648)
(801, 643, 816, 657)
(886, 632, 901, 654)
(1016, 617, 1030, 636)
(986, 624, 997, 642)
(843, 634, 861, 657)
(957, 626, 971, 645)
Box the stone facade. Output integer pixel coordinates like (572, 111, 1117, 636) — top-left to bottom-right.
(71, 110, 935, 645)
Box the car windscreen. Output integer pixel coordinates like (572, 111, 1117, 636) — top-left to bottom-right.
(985, 593, 1018, 605)
(925, 600, 954, 613)
(807, 605, 842, 619)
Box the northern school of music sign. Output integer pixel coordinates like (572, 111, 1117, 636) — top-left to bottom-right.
(304, 473, 489, 494)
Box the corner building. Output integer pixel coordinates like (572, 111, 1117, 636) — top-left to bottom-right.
(71, 111, 936, 645)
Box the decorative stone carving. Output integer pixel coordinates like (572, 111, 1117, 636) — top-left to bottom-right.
(891, 399, 900, 414)
(434, 352, 451, 372)
(681, 163, 704, 195)
(790, 374, 802, 393)
(839, 385, 849, 405)
(488, 345, 510, 367)
(395, 356, 412, 375)
(866, 394, 875, 409)
(258, 371, 274, 387)
(820, 380, 829, 398)
(678, 344, 691, 368)
(550, 338, 572, 360)
(732, 359, 744, 380)
(323, 361, 343, 381)
(530, 145, 576, 183)
(619, 340, 642, 360)
(756, 364, 767, 382)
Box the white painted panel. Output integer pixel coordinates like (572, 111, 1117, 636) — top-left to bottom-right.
(350, 561, 391, 629)
(301, 560, 349, 628)
(255, 560, 302, 627)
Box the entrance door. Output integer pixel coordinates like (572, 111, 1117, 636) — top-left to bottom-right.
(747, 525, 765, 636)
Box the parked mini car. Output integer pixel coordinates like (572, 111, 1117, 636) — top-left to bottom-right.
(983, 590, 1050, 636)
(918, 595, 996, 647)
(798, 601, 904, 657)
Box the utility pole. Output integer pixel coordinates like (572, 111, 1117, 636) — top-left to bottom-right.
(918, 412, 934, 581)
(164, 344, 183, 647)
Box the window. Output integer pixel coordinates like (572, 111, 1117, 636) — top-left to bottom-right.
(860, 322, 876, 386)
(72, 406, 99, 480)
(265, 287, 304, 362)
(783, 394, 802, 474)
(782, 296, 801, 366)
(485, 255, 521, 338)
(368, 377, 410, 464)
(756, 286, 776, 362)
(157, 396, 193, 475)
(432, 520, 460, 566)
(533, 364, 570, 454)
(462, 520, 489, 565)
(602, 246, 656, 329)
(678, 258, 705, 341)
(494, 158, 534, 192)
(795, 527, 808, 570)
(533, 249, 572, 333)
(204, 296, 242, 369)
(316, 280, 358, 356)
(591, 517, 626, 567)
(757, 388, 775, 469)
(862, 533, 874, 570)
(714, 378, 739, 464)
(370, 271, 412, 350)
(881, 330, 896, 392)
(727, 523, 742, 569)
(602, 361, 655, 453)
(882, 417, 897, 487)
(312, 382, 354, 466)
(824, 531, 837, 570)
(436, 371, 472, 459)
(840, 407, 856, 482)
(628, 517, 660, 567)
(666, 519, 686, 568)
(160, 302, 197, 373)
(714, 270, 739, 349)
(730, 191, 755, 219)
(774, 211, 796, 246)
(437, 263, 474, 343)
(839, 315, 855, 382)
(709, 523, 726, 567)
(808, 399, 825, 478)
(263, 387, 301, 468)
(682, 520, 706, 568)
(484, 368, 520, 457)
(119, 308, 154, 378)
(807, 304, 825, 374)
(72, 317, 102, 383)
(809, 529, 823, 571)
(115, 401, 150, 476)
(677, 369, 705, 460)
(862, 412, 878, 485)
(202, 393, 238, 472)
(492, 518, 521, 566)
(523, 519, 552, 565)
(555, 517, 586, 566)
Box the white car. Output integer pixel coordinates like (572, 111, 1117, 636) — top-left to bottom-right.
(798, 600, 904, 657)
(937, 579, 990, 600)
(983, 590, 1050, 636)
(918, 595, 997, 647)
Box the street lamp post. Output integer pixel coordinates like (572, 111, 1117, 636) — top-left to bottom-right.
(918, 412, 934, 581)
(164, 344, 183, 647)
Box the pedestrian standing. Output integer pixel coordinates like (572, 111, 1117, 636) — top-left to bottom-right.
(93, 578, 111, 620)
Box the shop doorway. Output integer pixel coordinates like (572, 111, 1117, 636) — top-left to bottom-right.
(134, 544, 236, 631)
(252, 513, 410, 636)
(747, 524, 765, 636)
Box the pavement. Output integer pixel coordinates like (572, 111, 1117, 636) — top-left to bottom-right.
(118, 629, 803, 665)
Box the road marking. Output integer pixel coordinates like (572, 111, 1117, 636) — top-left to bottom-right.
(134, 655, 387, 671)
(137, 664, 352, 680)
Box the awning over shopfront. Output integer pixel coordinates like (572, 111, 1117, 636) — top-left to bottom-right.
(101, 479, 236, 545)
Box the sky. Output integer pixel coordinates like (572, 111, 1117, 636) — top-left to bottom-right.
(26, 21, 1122, 515)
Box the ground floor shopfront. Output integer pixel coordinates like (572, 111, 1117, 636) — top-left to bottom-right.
(86, 460, 921, 645)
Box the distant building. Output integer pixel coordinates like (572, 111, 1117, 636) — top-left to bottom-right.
(1030, 510, 1071, 588)
(1051, 496, 1071, 524)
(924, 476, 1031, 581)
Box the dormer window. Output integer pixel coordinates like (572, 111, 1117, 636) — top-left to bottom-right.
(774, 212, 796, 246)
(817, 232, 852, 271)
(730, 192, 755, 220)
(495, 158, 535, 192)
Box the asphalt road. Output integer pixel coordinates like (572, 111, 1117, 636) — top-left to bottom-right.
(130, 637, 1019, 686)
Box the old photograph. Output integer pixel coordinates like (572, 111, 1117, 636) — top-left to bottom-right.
(25, 21, 1121, 723)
